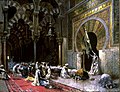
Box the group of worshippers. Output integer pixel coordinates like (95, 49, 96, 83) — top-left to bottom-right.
(12, 62, 51, 87)
(11, 61, 118, 89)
(60, 63, 118, 89)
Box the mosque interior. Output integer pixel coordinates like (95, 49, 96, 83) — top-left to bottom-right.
(0, 0, 119, 92)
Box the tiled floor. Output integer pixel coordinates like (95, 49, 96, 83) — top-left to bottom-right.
(52, 75, 119, 92)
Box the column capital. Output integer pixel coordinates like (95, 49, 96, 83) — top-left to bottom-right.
(1, 36, 6, 43)
(33, 0, 41, 12)
(32, 35, 40, 42)
(56, 37, 63, 45)
(33, 11, 39, 15)
(3, 5, 9, 13)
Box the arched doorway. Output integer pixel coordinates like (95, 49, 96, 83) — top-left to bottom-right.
(7, 19, 33, 63)
(81, 32, 98, 71)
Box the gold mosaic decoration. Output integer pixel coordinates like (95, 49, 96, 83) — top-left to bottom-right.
(73, 1, 112, 51)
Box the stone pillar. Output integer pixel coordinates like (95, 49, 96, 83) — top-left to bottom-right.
(33, 11, 40, 63)
(56, 15, 64, 66)
(32, 0, 41, 63)
(3, 5, 8, 35)
(2, 2, 8, 70)
(2, 36, 7, 70)
(0, 36, 2, 65)
(57, 37, 63, 66)
(62, 37, 67, 65)
(33, 12, 39, 36)
(33, 38, 38, 63)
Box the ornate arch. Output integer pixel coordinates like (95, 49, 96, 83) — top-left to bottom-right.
(8, 0, 20, 10)
(22, 3, 34, 10)
(40, 14, 55, 27)
(8, 0, 60, 32)
(75, 16, 109, 52)
(8, 1, 33, 32)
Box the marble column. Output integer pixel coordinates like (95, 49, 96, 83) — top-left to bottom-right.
(62, 37, 67, 66)
(33, 38, 38, 63)
(2, 36, 7, 70)
(33, 11, 39, 63)
(2, 3, 8, 70)
(57, 37, 63, 66)
(0, 36, 2, 65)
(0, 2, 4, 65)
(32, 0, 41, 63)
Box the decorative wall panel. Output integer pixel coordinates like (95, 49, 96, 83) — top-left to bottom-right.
(99, 47, 119, 78)
(113, 0, 119, 44)
(73, 1, 112, 51)
(67, 51, 77, 69)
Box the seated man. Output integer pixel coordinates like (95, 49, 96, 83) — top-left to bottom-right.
(25, 64, 35, 81)
(0, 65, 9, 80)
(31, 66, 41, 86)
(32, 62, 51, 86)
(20, 63, 28, 78)
(45, 63, 51, 80)
(12, 63, 22, 76)
(60, 63, 70, 78)
(35, 62, 39, 70)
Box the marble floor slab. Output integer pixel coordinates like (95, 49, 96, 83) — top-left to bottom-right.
(52, 75, 119, 92)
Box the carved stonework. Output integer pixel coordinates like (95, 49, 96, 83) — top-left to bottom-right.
(73, 1, 112, 51)
(113, 0, 119, 44)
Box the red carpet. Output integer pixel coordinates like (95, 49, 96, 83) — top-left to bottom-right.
(6, 74, 80, 92)
(5, 75, 81, 92)
(9, 78, 47, 92)
(6, 77, 61, 92)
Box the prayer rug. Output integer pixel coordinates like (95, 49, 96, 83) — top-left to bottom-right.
(5, 75, 81, 92)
